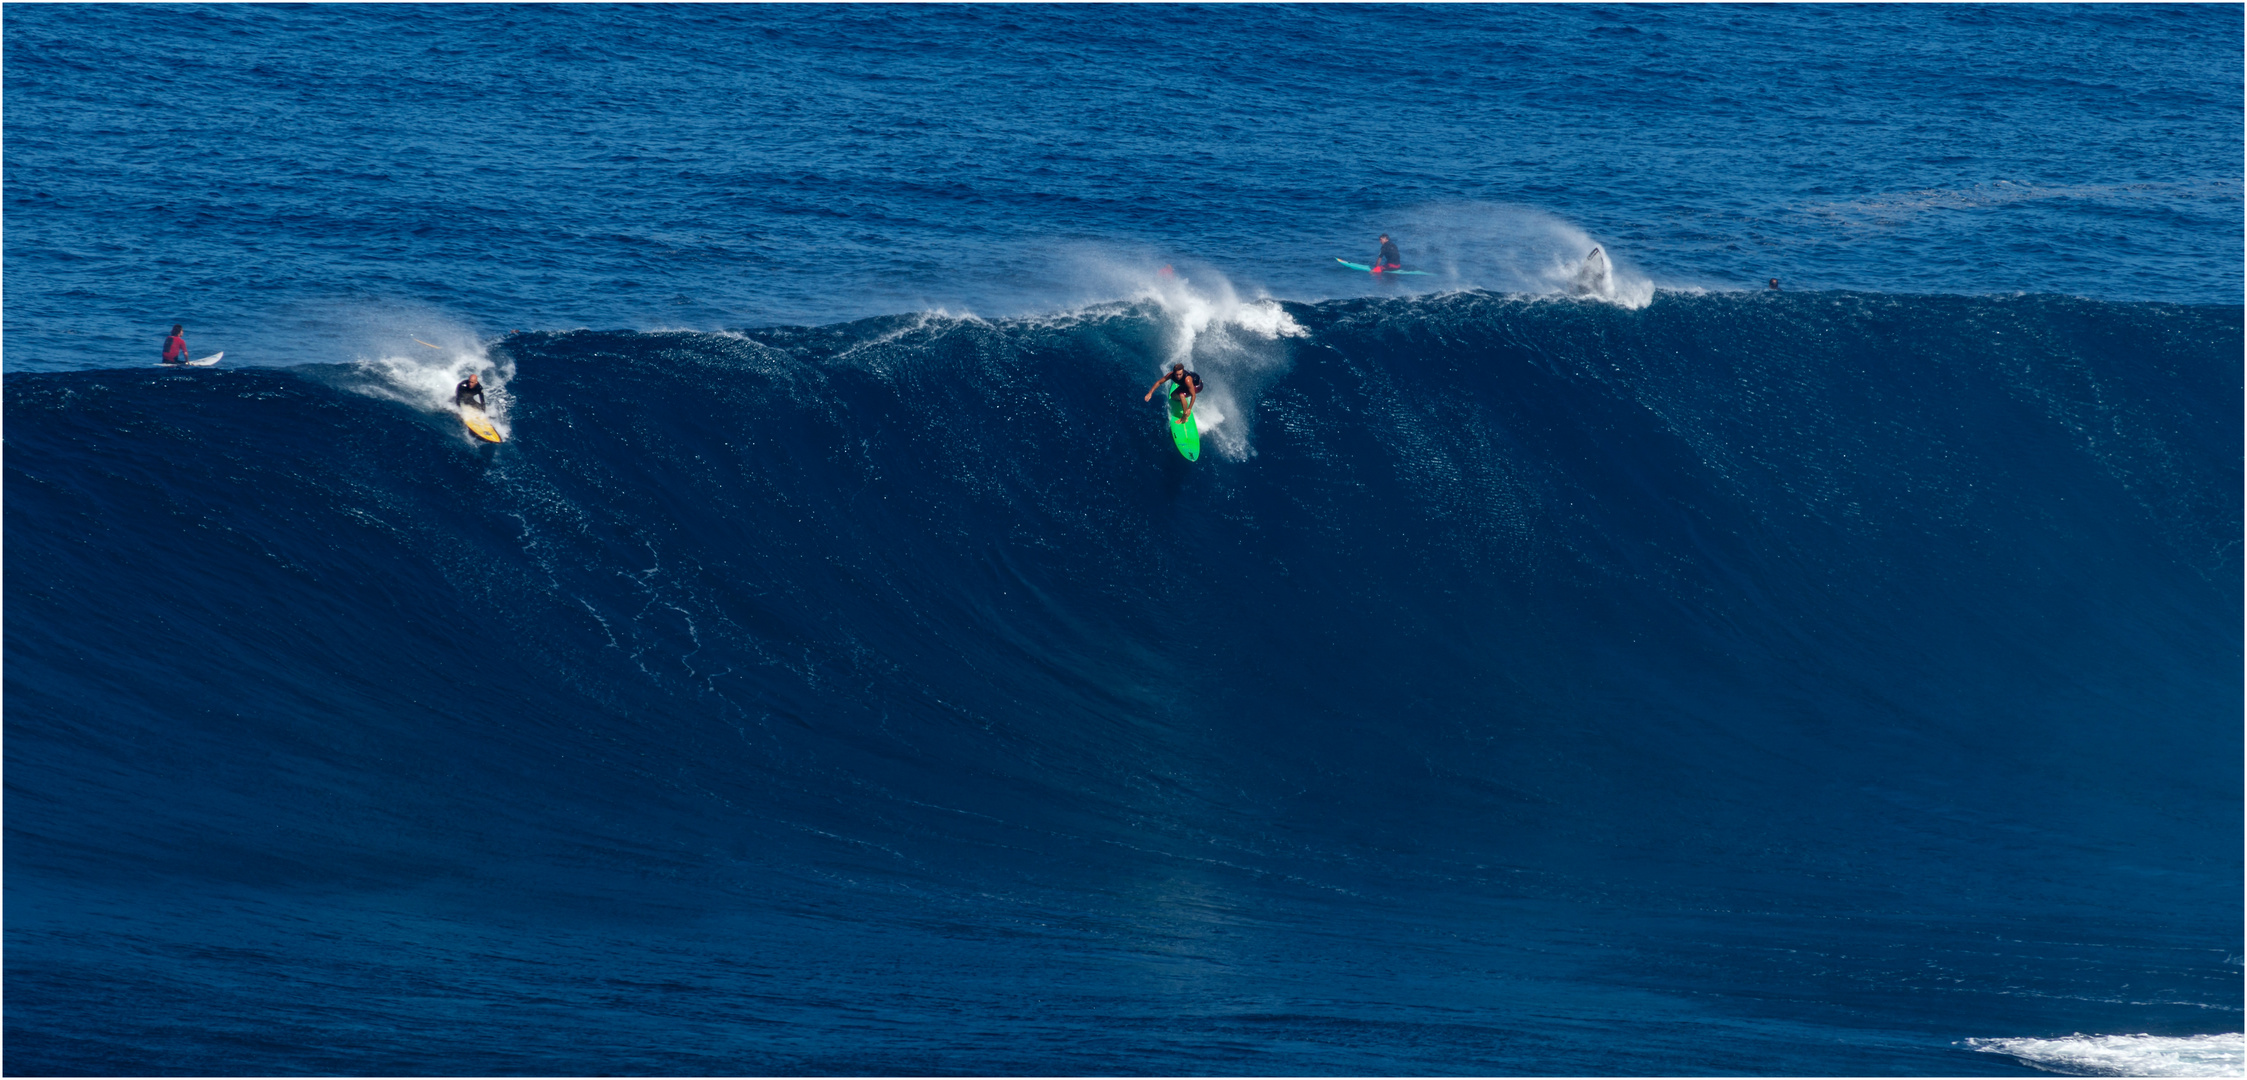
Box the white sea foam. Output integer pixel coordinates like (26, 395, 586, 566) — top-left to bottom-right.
(1368, 201, 1656, 308)
(335, 320, 513, 440)
(1966, 1033, 2245, 1077)
(1116, 260, 1302, 463)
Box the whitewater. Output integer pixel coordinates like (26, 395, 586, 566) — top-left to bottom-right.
(5, 5, 2240, 1076)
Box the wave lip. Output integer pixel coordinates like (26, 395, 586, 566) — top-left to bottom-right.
(1966, 1034, 2245, 1077)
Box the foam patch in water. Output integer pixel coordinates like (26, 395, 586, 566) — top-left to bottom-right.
(1966, 1033, 2245, 1077)
(331, 322, 513, 440)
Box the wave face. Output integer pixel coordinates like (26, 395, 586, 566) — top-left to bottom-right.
(7, 291, 2241, 1074)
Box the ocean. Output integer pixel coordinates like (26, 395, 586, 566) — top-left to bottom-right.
(4, 5, 2240, 1076)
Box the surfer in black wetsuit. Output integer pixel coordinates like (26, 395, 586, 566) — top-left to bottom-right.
(455, 372, 486, 410)
(1375, 234, 1402, 272)
(1769, 278, 1781, 290)
(1143, 362, 1202, 420)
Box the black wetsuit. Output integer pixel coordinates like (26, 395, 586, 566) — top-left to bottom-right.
(1162, 370, 1203, 398)
(1377, 239, 1402, 268)
(455, 378, 486, 409)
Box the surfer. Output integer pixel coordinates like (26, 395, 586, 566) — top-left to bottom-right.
(1374, 234, 1402, 272)
(1571, 247, 1613, 297)
(161, 325, 188, 366)
(455, 372, 487, 410)
(1144, 362, 1202, 420)
(1768, 278, 1781, 290)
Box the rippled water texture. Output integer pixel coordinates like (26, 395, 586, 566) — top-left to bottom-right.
(4, 4, 2240, 371)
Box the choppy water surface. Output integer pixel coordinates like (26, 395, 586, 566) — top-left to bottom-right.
(5, 4, 2240, 370)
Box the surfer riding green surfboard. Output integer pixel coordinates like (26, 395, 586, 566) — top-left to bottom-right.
(1144, 362, 1204, 461)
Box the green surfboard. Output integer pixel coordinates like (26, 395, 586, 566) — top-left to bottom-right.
(1336, 258, 1433, 276)
(1168, 394, 1200, 461)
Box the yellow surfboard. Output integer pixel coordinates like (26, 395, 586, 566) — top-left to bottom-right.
(459, 406, 503, 443)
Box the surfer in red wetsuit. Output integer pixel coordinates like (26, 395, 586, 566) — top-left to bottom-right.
(161, 325, 188, 365)
(1144, 362, 1202, 420)
(1374, 234, 1402, 272)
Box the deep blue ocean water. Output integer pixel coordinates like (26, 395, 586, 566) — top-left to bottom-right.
(5, 5, 2241, 1076)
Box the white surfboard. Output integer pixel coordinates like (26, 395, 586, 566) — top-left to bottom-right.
(186, 352, 223, 367)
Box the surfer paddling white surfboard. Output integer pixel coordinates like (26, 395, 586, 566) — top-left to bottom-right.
(158, 324, 222, 366)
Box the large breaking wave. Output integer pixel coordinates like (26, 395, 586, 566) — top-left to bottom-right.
(6, 288, 2238, 1074)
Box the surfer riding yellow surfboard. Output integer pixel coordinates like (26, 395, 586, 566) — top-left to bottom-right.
(454, 372, 503, 443)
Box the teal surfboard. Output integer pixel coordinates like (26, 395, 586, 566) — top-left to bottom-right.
(1336, 258, 1433, 276)
(1168, 394, 1200, 461)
